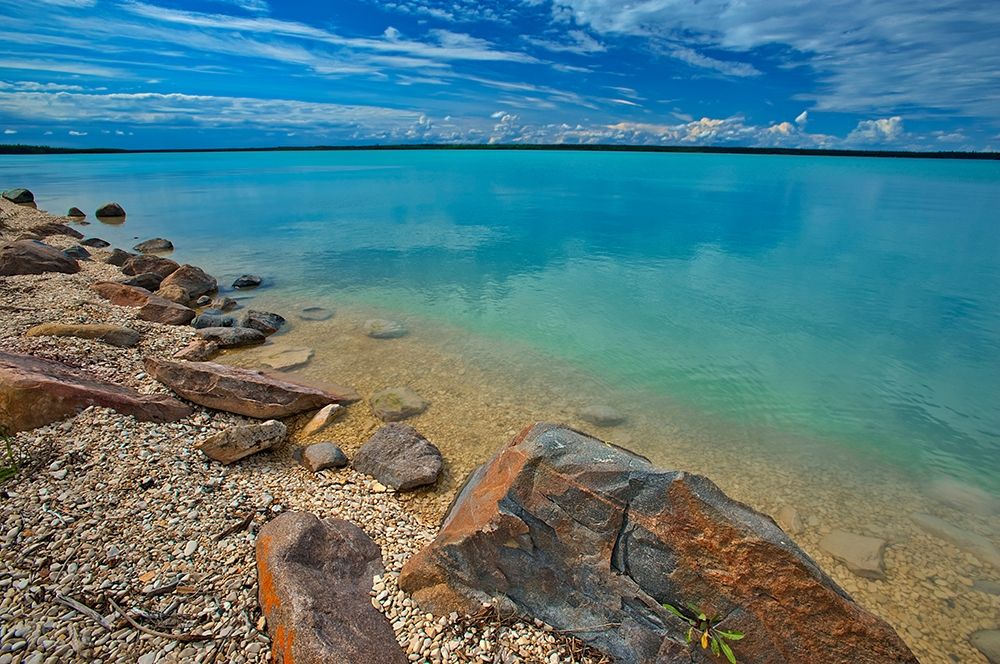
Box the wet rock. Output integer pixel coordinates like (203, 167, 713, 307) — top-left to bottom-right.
(196, 326, 266, 348)
(104, 248, 133, 266)
(195, 420, 286, 464)
(192, 313, 237, 329)
(80, 237, 110, 248)
(67, 206, 86, 217)
(297, 442, 349, 473)
(256, 512, 406, 664)
(2, 188, 34, 204)
(369, 386, 428, 422)
(259, 346, 313, 371)
(579, 404, 625, 427)
(91, 282, 196, 325)
(35, 222, 85, 239)
(210, 296, 238, 312)
(158, 264, 217, 301)
(62, 245, 91, 260)
(26, 323, 141, 348)
(819, 529, 887, 580)
(775, 505, 804, 536)
(364, 318, 407, 339)
(133, 238, 174, 253)
(95, 201, 126, 218)
(910, 513, 1000, 569)
(300, 403, 344, 437)
(241, 310, 285, 335)
(144, 357, 359, 418)
(971, 630, 1000, 664)
(122, 254, 179, 279)
(232, 274, 262, 289)
(353, 423, 442, 491)
(400, 423, 917, 664)
(154, 284, 191, 305)
(120, 272, 163, 291)
(974, 579, 1000, 595)
(195, 295, 211, 306)
(0, 351, 192, 432)
(173, 339, 219, 362)
(0, 240, 80, 276)
(298, 306, 333, 321)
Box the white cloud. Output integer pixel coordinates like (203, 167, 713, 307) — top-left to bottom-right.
(3, 129, 16, 134)
(795, 110, 808, 125)
(524, 30, 605, 54)
(68, 130, 88, 136)
(663, 45, 760, 78)
(847, 116, 904, 143)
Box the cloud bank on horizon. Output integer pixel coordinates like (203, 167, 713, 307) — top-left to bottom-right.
(0, 0, 997, 150)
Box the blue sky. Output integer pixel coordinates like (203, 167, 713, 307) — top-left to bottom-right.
(0, 0, 997, 150)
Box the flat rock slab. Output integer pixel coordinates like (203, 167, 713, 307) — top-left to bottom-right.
(91, 282, 195, 326)
(259, 346, 314, 372)
(0, 240, 80, 276)
(196, 326, 266, 348)
(144, 357, 359, 418)
(353, 423, 442, 491)
(911, 513, 1000, 569)
(26, 323, 141, 348)
(296, 442, 349, 473)
(399, 423, 917, 664)
(579, 404, 625, 427)
(819, 530, 887, 580)
(298, 306, 333, 321)
(971, 630, 1000, 664)
(300, 403, 343, 437)
(257, 512, 406, 664)
(370, 386, 427, 422)
(775, 505, 804, 536)
(0, 351, 192, 432)
(195, 420, 286, 464)
(364, 319, 407, 339)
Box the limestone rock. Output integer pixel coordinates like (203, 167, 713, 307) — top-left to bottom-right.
(775, 505, 804, 536)
(370, 386, 427, 422)
(95, 201, 126, 218)
(26, 323, 141, 348)
(3, 188, 34, 204)
(241, 310, 285, 335)
(579, 404, 625, 427)
(120, 272, 163, 291)
(67, 206, 86, 217)
(133, 238, 173, 253)
(300, 403, 343, 437)
(80, 237, 110, 248)
(0, 240, 80, 276)
(259, 346, 313, 372)
(195, 420, 286, 464)
(122, 254, 179, 279)
(298, 306, 333, 321)
(104, 248, 133, 266)
(144, 357, 359, 418)
(91, 282, 195, 326)
(256, 512, 406, 664)
(971, 630, 1000, 664)
(818, 530, 887, 580)
(910, 513, 1000, 569)
(196, 326, 265, 348)
(173, 339, 219, 362)
(297, 442, 349, 473)
(399, 423, 917, 664)
(233, 274, 262, 289)
(353, 423, 442, 491)
(364, 318, 407, 339)
(0, 351, 192, 432)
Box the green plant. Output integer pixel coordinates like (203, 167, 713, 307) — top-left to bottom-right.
(0, 425, 18, 485)
(663, 602, 744, 663)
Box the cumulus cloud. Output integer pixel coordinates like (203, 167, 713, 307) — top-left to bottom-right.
(795, 110, 808, 125)
(68, 130, 87, 136)
(3, 129, 16, 134)
(847, 116, 904, 144)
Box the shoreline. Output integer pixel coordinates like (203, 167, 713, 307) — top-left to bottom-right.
(1, 195, 998, 663)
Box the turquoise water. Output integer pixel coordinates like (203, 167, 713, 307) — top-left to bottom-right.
(3, 150, 999, 493)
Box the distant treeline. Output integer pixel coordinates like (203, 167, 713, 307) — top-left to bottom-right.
(1, 142, 997, 160)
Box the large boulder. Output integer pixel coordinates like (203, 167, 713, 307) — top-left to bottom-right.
(0, 351, 192, 432)
(120, 272, 163, 291)
(399, 423, 917, 664)
(2, 188, 34, 204)
(95, 202, 126, 218)
(196, 326, 265, 348)
(104, 248, 133, 267)
(122, 255, 179, 279)
(143, 357, 359, 418)
(67, 206, 86, 218)
(241, 310, 285, 335)
(353, 423, 442, 491)
(195, 420, 286, 464)
(158, 264, 217, 301)
(91, 282, 195, 325)
(257, 512, 406, 664)
(34, 222, 84, 240)
(133, 238, 173, 253)
(0, 240, 79, 276)
(25, 323, 141, 348)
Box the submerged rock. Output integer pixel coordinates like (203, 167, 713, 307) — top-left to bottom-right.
(210, 296, 238, 312)
(971, 630, 1000, 664)
(195, 420, 286, 464)
(910, 513, 1000, 569)
(241, 310, 285, 335)
(364, 318, 407, 339)
(399, 423, 917, 664)
(133, 237, 174, 253)
(369, 386, 428, 421)
(26, 323, 141, 348)
(258, 346, 313, 371)
(775, 505, 805, 536)
(298, 306, 333, 321)
(579, 404, 626, 427)
(232, 274, 262, 289)
(353, 423, 442, 491)
(818, 529, 887, 580)
(2, 188, 34, 204)
(0, 240, 80, 276)
(95, 201, 126, 218)
(296, 442, 349, 473)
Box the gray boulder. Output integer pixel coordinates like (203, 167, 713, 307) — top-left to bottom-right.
(196, 326, 266, 348)
(0, 240, 80, 276)
(353, 423, 442, 491)
(63, 245, 91, 260)
(192, 313, 237, 329)
(67, 206, 86, 217)
(104, 248, 133, 267)
(242, 310, 285, 335)
(133, 238, 174, 253)
(95, 201, 126, 217)
(210, 296, 238, 312)
(122, 254, 179, 279)
(121, 273, 163, 291)
(158, 264, 217, 300)
(2, 188, 33, 204)
(233, 274, 262, 289)
(369, 386, 428, 422)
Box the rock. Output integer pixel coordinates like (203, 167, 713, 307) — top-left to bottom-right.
(195, 295, 211, 306)
(67, 206, 86, 217)
(399, 423, 917, 664)
(95, 201, 126, 218)
(300, 403, 343, 437)
(364, 318, 407, 339)
(818, 530, 887, 580)
(579, 404, 625, 427)
(192, 313, 236, 329)
(210, 296, 238, 312)
(256, 512, 406, 664)
(173, 339, 219, 362)
(241, 310, 285, 335)
(154, 284, 192, 305)
(120, 272, 163, 291)
(974, 579, 1000, 596)
(91, 282, 196, 326)
(259, 346, 313, 371)
(62, 245, 90, 260)
(158, 264, 217, 301)
(34, 222, 85, 239)
(195, 420, 286, 464)
(80, 237, 110, 248)
(369, 387, 428, 422)
(971, 630, 1000, 664)
(910, 513, 1000, 569)
(353, 423, 442, 491)
(122, 254, 179, 279)
(144, 357, 359, 418)
(196, 326, 266, 348)
(775, 505, 804, 536)
(927, 478, 999, 516)
(232, 274, 262, 289)
(104, 248, 133, 267)
(0, 240, 80, 276)
(133, 238, 173, 253)
(2, 188, 33, 204)
(297, 442, 349, 473)
(15, 232, 41, 241)
(298, 306, 333, 321)
(0, 351, 192, 432)
(25, 323, 141, 348)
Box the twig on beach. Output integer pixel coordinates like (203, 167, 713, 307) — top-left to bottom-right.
(214, 510, 254, 541)
(142, 579, 180, 598)
(108, 596, 216, 643)
(54, 593, 113, 630)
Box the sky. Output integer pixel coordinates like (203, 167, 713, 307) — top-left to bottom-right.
(0, 0, 998, 151)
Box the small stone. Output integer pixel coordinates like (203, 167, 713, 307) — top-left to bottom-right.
(297, 442, 349, 473)
(300, 403, 344, 437)
(210, 296, 238, 312)
(137, 652, 157, 664)
(67, 206, 86, 217)
(353, 422, 442, 491)
(195, 295, 211, 306)
(232, 274, 262, 289)
(194, 420, 287, 464)
(183, 540, 198, 557)
(63, 245, 91, 260)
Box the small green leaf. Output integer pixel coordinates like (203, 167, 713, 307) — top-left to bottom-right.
(711, 636, 720, 656)
(719, 640, 737, 664)
(686, 627, 694, 643)
(716, 630, 745, 640)
(663, 603, 690, 623)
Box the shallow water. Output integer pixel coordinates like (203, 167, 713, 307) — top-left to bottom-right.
(3, 150, 1000, 661)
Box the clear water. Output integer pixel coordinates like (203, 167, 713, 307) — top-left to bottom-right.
(4, 150, 999, 494)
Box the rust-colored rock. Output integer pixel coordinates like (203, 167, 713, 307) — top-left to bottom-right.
(0, 240, 80, 276)
(257, 512, 406, 664)
(0, 351, 192, 432)
(122, 254, 179, 279)
(91, 282, 195, 325)
(143, 357, 359, 418)
(400, 423, 918, 664)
